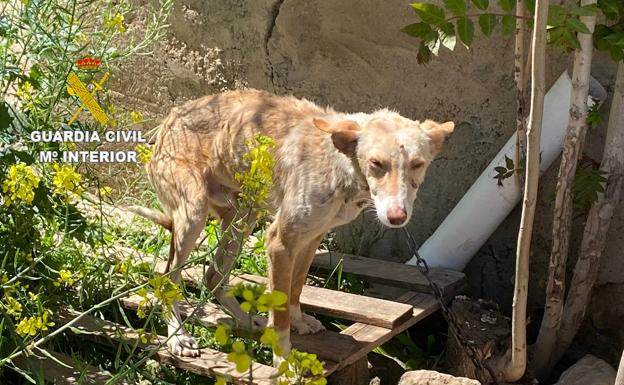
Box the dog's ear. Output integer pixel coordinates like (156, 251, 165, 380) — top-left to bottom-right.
(313, 118, 361, 155)
(421, 119, 455, 155)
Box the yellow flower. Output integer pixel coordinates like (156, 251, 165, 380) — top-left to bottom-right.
(104, 12, 125, 33)
(54, 269, 76, 287)
(16, 310, 55, 337)
(234, 135, 275, 216)
(4, 296, 22, 318)
(2, 163, 40, 206)
(136, 277, 183, 319)
(215, 323, 230, 346)
(260, 327, 283, 357)
(130, 111, 144, 123)
(227, 282, 287, 314)
(15, 81, 33, 102)
(278, 350, 326, 384)
(52, 164, 83, 198)
(135, 144, 152, 165)
(99, 186, 113, 197)
(136, 287, 150, 319)
(227, 341, 251, 373)
(136, 328, 149, 344)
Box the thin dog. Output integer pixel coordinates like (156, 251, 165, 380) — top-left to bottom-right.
(130, 89, 454, 359)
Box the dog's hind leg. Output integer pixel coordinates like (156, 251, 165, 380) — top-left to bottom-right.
(166, 200, 210, 357)
(204, 205, 267, 330)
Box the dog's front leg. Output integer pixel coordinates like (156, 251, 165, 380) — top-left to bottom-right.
(289, 234, 325, 335)
(266, 221, 294, 364)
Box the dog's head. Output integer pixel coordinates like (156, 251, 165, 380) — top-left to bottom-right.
(314, 111, 454, 228)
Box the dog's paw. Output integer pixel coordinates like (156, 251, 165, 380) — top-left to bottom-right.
(290, 313, 325, 335)
(167, 332, 200, 358)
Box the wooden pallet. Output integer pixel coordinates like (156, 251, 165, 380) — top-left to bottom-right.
(46, 247, 465, 384)
(14, 350, 129, 385)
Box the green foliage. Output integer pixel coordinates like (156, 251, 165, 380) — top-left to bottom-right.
(493, 154, 522, 187)
(0, 0, 174, 382)
(403, 0, 624, 63)
(573, 166, 608, 213)
(587, 102, 604, 129)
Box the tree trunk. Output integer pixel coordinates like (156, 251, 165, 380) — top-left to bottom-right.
(553, 61, 624, 363)
(489, 0, 549, 381)
(532, 1, 598, 377)
(616, 350, 624, 385)
(514, 0, 528, 173)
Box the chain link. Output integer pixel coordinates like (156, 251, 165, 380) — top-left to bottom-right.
(402, 227, 498, 384)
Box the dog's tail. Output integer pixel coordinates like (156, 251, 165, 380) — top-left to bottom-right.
(126, 205, 172, 231)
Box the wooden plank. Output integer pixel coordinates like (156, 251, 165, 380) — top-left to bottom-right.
(120, 295, 354, 371)
(333, 291, 440, 371)
(312, 251, 467, 296)
(118, 291, 440, 376)
(232, 274, 414, 329)
(125, 249, 414, 329)
(120, 295, 238, 329)
(14, 351, 127, 385)
(54, 309, 276, 385)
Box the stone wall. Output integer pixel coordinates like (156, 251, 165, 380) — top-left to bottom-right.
(115, 0, 622, 365)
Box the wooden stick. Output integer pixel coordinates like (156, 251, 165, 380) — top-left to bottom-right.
(532, 0, 598, 377)
(555, 61, 624, 363)
(490, 0, 549, 381)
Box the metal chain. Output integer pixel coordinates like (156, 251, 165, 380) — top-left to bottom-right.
(402, 227, 498, 384)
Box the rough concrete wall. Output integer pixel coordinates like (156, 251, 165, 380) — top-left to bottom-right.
(114, 0, 622, 365)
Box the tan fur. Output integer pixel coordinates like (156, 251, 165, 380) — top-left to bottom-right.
(134, 89, 454, 359)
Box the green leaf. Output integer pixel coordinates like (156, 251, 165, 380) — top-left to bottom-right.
(472, 0, 489, 10)
(498, 0, 514, 12)
(479, 14, 497, 36)
(505, 155, 514, 169)
(605, 31, 624, 48)
(457, 17, 475, 46)
(444, 0, 467, 16)
(494, 166, 507, 173)
(547, 5, 567, 28)
(597, 0, 620, 20)
(526, 0, 536, 14)
(439, 22, 457, 50)
(564, 28, 582, 50)
(402, 22, 436, 40)
(570, 4, 599, 16)
(425, 34, 441, 55)
(567, 17, 591, 34)
(0, 102, 13, 130)
(608, 46, 624, 61)
(502, 15, 515, 35)
(417, 41, 433, 64)
(593, 24, 612, 51)
(410, 3, 446, 26)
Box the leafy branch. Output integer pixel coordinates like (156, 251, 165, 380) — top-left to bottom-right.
(403, 0, 624, 63)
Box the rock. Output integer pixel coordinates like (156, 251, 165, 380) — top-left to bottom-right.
(555, 355, 616, 385)
(398, 370, 481, 385)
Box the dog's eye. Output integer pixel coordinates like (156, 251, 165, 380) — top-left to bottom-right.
(410, 160, 424, 170)
(369, 159, 383, 169)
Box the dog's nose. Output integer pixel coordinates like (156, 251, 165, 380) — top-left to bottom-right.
(387, 206, 407, 226)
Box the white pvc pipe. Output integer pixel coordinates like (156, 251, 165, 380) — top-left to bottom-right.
(408, 71, 606, 270)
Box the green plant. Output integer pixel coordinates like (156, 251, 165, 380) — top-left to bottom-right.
(402, 0, 623, 62)
(0, 0, 173, 382)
